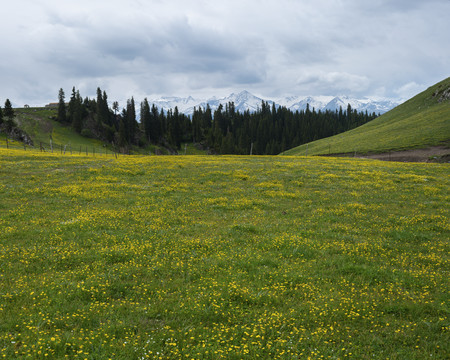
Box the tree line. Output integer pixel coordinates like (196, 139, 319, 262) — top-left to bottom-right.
(55, 87, 378, 154)
(192, 101, 377, 155)
(57, 87, 192, 153)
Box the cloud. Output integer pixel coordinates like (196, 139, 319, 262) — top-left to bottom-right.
(0, 0, 449, 106)
(296, 71, 370, 95)
(394, 82, 426, 100)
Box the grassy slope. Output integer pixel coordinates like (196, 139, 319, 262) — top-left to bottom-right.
(283, 77, 450, 156)
(9, 107, 206, 155)
(0, 149, 448, 359)
(12, 107, 117, 154)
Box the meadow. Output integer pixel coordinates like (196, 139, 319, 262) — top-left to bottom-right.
(0, 148, 448, 359)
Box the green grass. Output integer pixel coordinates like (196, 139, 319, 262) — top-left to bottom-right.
(9, 107, 208, 156)
(0, 149, 449, 359)
(12, 107, 117, 155)
(283, 77, 450, 155)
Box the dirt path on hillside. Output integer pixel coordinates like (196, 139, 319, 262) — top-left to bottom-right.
(357, 146, 450, 163)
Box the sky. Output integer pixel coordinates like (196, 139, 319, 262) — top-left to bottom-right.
(1, 0, 449, 107)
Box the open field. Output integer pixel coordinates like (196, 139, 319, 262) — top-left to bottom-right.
(0, 149, 449, 359)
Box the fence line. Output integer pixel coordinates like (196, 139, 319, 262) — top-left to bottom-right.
(1, 136, 194, 157)
(0, 136, 121, 157)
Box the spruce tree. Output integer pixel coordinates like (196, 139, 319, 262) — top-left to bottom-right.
(102, 91, 110, 125)
(192, 107, 202, 142)
(3, 99, 15, 131)
(140, 98, 151, 143)
(0, 105, 3, 126)
(126, 98, 137, 144)
(69, 87, 84, 133)
(112, 101, 119, 116)
(4, 99, 14, 120)
(96, 88, 111, 128)
(151, 104, 161, 142)
(68, 87, 76, 120)
(118, 117, 127, 147)
(173, 106, 182, 149)
(57, 88, 66, 123)
(112, 101, 120, 131)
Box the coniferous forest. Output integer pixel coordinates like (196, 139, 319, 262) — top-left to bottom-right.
(56, 87, 378, 155)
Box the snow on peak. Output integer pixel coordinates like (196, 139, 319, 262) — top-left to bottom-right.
(146, 91, 399, 116)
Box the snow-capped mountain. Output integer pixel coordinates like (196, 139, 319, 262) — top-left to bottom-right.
(280, 95, 334, 112)
(323, 96, 399, 114)
(148, 91, 399, 116)
(150, 90, 269, 116)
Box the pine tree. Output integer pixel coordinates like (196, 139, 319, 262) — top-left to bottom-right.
(69, 87, 84, 133)
(4, 99, 14, 121)
(0, 105, 3, 126)
(103, 91, 111, 125)
(126, 98, 137, 144)
(191, 107, 202, 142)
(112, 101, 120, 130)
(68, 87, 76, 120)
(57, 88, 66, 123)
(96, 88, 111, 127)
(141, 98, 151, 143)
(172, 106, 182, 149)
(112, 101, 119, 116)
(203, 104, 212, 133)
(118, 116, 127, 147)
(151, 104, 161, 142)
(159, 108, 167, 136)
(214, 104, 227, 135)
(3, 99, 15, 131)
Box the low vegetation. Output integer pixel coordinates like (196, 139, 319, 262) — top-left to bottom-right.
(1, 148, 448, 359)
(13, 107, 116, 155)
(283, 77, 450, 156)
(7, 107, 181, 156)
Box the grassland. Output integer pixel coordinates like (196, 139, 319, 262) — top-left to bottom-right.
(0, 148, 449, 359)
(10, 107, 189, 156)
(283, 77, 450, 156)
(12, 108, 119, 155)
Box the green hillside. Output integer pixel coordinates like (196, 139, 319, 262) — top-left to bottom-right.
(283, 77, 450, 156)
(6, 107, 205, 155)
(9, 107, 116, 154)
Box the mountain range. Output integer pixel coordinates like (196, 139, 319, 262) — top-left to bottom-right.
(148, 90, 400, 116)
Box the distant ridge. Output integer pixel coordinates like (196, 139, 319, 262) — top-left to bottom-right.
(148, 91, 399, 116)
(282, 77, 450, 157)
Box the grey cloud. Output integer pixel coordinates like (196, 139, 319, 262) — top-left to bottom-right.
(89, 18, 267, 85)
(1, 0, 449, 106)
(296, 71, 370, 96)
(51, 17, 255, 74)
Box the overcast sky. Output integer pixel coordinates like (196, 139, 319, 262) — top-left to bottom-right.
(1, 0, 449, 107)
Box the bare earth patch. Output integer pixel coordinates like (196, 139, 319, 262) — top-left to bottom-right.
(323, 146, 450, 163)
(359, 146, 450, 163)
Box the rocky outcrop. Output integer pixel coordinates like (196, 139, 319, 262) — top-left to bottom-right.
(432, 85, 450, 103)
(0, 125, 34, 146)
